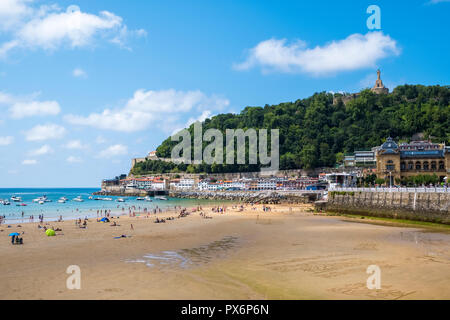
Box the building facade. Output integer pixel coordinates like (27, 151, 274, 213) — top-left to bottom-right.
(376, 137, 449, 185)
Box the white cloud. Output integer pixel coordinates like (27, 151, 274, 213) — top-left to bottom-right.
(65, 89, 229, 132)
(97, 144, 128, 158)
(0, 136, 14, 146)
(0, 91, 60, 119)
(0, 92, 14, 104)
(22, 159, 37, 165)
(0, 0, 33, 31)
(67, 156, 82, 163)
(10, 100, 60, 118)
(0, 4, 146, 57)
(24, 123, 66, 141)
(72, 68, 87, 78)
(64, 140, 86, 149)
(172, 110, 214, 135)
(110, 26, 148, 50)
(29, 144, 53, 156)
(234, 32, 400, 76)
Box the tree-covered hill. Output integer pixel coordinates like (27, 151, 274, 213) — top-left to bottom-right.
(131, 85, 450, 175)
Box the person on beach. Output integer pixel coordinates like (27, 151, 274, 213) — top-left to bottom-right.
(130, 224, 134, 230)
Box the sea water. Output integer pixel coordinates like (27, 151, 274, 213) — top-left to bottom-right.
(0, 188, 225, 224)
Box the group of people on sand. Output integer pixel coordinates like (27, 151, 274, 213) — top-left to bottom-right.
(211, 206, 227, 214)
(76, 218, 88, 229)
(11, 234, 24, 245)
(178, 208, 190, 218)
(199, 212, 213, 219)
(154, 216, 175, 224)
(37, 224, 62, 232)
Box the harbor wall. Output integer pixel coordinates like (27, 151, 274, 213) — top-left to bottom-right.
(323, 191, 450, 224)
(170, 190, 321, 204)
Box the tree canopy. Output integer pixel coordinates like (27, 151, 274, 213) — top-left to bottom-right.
(131, 85, 450, 175)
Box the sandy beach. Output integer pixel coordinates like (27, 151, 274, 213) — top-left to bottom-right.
(0, 203, 449, 300)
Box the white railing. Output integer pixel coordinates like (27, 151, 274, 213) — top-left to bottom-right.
(330, 187, 450, 193)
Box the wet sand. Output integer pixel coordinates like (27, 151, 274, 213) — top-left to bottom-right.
(0, 204, 449, 300)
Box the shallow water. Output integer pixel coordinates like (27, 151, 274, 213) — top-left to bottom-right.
(0, 188, 231, 224)
(125, 236, 239, 269)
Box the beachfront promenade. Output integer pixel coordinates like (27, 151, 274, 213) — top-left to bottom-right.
(330, 187, 450, 193)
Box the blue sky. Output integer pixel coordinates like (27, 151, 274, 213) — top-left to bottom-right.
(0, 0, 449, 187)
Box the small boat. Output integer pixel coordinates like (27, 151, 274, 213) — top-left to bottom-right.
(103, 198, 113, 201)
(88, 196, 93, 200)
(73, 196, 84, 202)
(117, 198, 125, 203)
(33, 196, 48, 203)
(16, 203, 27, 207)
(155, 196, 168, 201)
(144, 196, 152, 202)
(94, 197, 102, 201)
(136, 197, 145, 201)
(11, 196, 22, 202)
(0, 199, 10, 205)
(58, 198, 66, 203)
(38, 200, 45, 205)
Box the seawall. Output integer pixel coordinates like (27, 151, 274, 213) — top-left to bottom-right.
(323, 191, 450, 224)
(170, 190, 322, 204)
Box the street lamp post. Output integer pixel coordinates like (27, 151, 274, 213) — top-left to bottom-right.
(389, 171, 392, 189)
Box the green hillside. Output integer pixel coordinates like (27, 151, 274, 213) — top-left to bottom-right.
(131, 85, 450, 175)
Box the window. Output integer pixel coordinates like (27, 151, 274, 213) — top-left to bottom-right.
(408, 162, 414, 170)
(415, 162, 421, 170)
(386, 165, 395, 171)
(431, 161, 437, 170)
(423, 162, 429, 170)
(400, 162, 406, 170)
(439, 161, 445, 170)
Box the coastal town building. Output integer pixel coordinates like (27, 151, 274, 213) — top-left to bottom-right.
(344, 150, 377, 168)
(376, 137, 450, 185)
(171, 178, 196, 190)
(325, 172, 358, 189)
(120, 177, 168, 190)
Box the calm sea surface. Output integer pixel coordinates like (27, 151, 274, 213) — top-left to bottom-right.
(0, 188, 224, 224)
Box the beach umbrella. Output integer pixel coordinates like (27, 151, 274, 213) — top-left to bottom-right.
(100, 217, 110, 223)
(8, 232, 20, 237)
(45, 229, 56, 237)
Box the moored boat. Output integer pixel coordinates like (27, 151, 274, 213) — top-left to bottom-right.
(73, 196, 84, 202)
